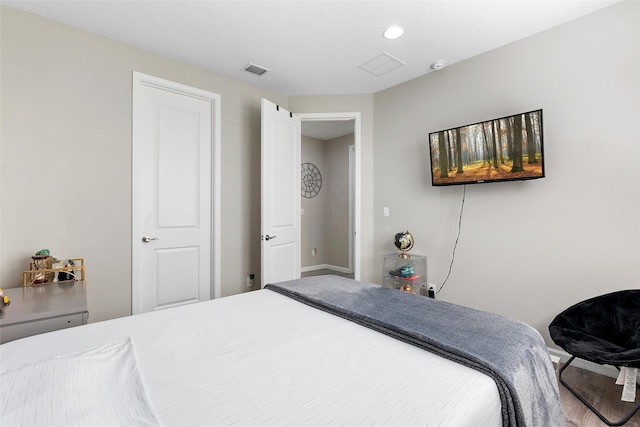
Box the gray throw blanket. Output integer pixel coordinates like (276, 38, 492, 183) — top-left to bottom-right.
(265, 276, 564, 427)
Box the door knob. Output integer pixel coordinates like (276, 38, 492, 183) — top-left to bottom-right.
(142, 236, 159, 243)
(262, 234, 277, 241)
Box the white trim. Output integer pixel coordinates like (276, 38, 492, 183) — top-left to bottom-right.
(301, 264, 351, 274)
(348, 144, 355, 275)
(548, 347, 619, 379)
(297, 112, 362, 281)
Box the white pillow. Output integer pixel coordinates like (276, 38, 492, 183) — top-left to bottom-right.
(1, 337, 161, 426)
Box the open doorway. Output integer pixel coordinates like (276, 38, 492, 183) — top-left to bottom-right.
(298, 113, 360, 280)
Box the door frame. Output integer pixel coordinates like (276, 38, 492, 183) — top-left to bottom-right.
(349, 144, 355, 275)
(131, 71, 222, 312)
(297, 112, 361, 280)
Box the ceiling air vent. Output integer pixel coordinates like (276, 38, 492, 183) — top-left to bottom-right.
(359, 52, 405, 77)
(244, 63, 270, 76)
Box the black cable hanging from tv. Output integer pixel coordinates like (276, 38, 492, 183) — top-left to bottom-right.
(436, 185, 465, 295)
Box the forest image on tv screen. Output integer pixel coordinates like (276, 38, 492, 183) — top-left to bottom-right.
(429, 110, 544, 186)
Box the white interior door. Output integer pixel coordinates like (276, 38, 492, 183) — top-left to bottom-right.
(132, 72, 221, 314)
(261, 99, 301, 287)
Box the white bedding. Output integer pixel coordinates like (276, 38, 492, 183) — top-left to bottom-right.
(1, 338, 160, 426)
(0, 289, 502, 426)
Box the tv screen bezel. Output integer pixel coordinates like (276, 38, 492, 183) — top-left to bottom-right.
(428, 109, 545, 187)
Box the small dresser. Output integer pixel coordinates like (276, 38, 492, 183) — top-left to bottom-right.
(0, 281, 88, 344)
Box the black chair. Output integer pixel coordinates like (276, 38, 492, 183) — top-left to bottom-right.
(549, 290, 640, 426)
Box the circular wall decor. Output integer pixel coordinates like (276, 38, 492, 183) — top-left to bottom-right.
(301, 162, 322, 198)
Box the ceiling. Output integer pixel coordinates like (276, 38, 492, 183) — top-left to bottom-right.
(3, 0, 620, 98)
(301, 119, 355, 141)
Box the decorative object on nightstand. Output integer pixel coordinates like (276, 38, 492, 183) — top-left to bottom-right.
(382, 253, 427, 296)
(22, 251, 85, 287)
(394, 230, 414, 258)
(31, 249, 53, 284)
(0, 288, 10, 312)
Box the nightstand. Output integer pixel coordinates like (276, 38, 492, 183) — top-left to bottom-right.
(0, 281, 88, 344)
(382, 253, 428, 296)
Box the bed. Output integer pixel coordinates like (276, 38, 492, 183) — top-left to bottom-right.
(0, 276, 563, 426)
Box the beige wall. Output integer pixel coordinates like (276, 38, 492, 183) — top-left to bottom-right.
(372, 1, 639, 346)
(301, 133, 352, 271)
(0, 6, 287, 321)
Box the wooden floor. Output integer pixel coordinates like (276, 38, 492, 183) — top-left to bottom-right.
(560, 365, 639, 426)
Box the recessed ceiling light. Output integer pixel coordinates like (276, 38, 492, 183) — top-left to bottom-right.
(383, 26, 404, 40)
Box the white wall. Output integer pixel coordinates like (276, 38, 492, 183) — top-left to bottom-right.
(0, 6, 288, 321)
(372, 1, 639, 346)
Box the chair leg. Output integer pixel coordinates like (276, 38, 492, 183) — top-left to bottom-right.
(558, 356, 640, 426)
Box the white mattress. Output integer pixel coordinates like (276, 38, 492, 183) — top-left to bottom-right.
(0, 289, 502, 426)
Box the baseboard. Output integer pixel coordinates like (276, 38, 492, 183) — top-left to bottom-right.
(301, 264, 352, 274)
(548, 347, 619, 379)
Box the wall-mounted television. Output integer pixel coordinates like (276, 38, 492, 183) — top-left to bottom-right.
(428, 109, 544, 186)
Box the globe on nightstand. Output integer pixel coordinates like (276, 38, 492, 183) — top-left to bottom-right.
(394, 230, 414, 259)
